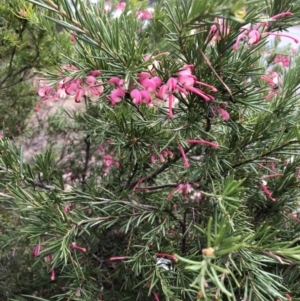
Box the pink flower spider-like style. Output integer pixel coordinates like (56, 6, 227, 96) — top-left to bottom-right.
(136, 10, 152, 21)
(71, 242, 86, 253)
(32, 244, 44, 257)
(167, 183, 192, 200)
(233, 13, 298, 51)
(260, 182, 276, 202)
(186, 139, 218, 148)
(150, 148, 174, 164)
(261, 71, 281, 100)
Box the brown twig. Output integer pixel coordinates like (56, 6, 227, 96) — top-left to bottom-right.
(199, 49, 234, 102)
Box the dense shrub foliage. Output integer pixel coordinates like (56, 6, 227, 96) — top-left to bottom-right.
(1, 0, 300, 300)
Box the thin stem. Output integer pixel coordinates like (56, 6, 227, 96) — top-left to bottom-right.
(82, 135, 91, 191)
(124, 163, 139, 189)
(231, 140, 299, 169)
(182, 209, 188, 254)
(0, 165, 57, 191)
(199, 49, 234, 102)
(134, 183, 178, 191)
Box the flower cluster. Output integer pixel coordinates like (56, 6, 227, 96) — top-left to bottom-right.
(36, 64, 217, 118)
(106, 64, 217, 118)
(99, 144, 120, 174)
(150, 148, 174, 164)
(261, 71, 281, 100)
(228, 12, 299, 51)
(167, 183, 192, 200)
(208, 18, 230, 44)
(32, 241, 86, 281)
(273, 54, 291, 67)
(264, 48, 295, 68)
(36, 67, 103, 111)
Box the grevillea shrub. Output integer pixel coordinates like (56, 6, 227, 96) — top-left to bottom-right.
(1, 0, 300, 300)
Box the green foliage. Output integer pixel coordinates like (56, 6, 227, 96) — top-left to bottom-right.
(0, 0, 71, 137)
(1, 0, 300, 300)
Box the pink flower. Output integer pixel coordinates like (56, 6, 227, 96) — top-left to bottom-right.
(233, 33, 247, 51)
(140, 79, 157, 92)
(65, 81, 79, 95)
(75, 88, 85, 103)
(115, 1, 125, 11)
(177, 65, 194, 77)
(261, 71, 281, 100)
(186, 139, 218, 148)
(64, 205, 71, 214)
(261, 72, 279, 87)
(178, 144, 189, 168)
(274, 55, 291, 67)
(137, 10, 152, 21)
(177, 74, 195, 87)
(195, 81, 218, 92)
(266, 32, 299, 44)
(84, 76, 104, 101)
(112, 2, 126, 18)
(85, 85, 103, 101)
(85, 76, 97, 86)
(109, 88, 125, 105)
(103, 153, 120, 173)
(151, 148, 173, 164)
(108, 77, 124, 88)
(90, 70, 101, 77)
(138, 72, 151, 82)
(38, 86, 53, 97)
(104, 154, 114, 167)
(62, 64, 78, 71)
(140, 90, 152, 104)
(167, 183, 192, 200)
(248, 29, 261, 45)
(183, 85, 212, 101)
(153, 291, 160, 301)
(71, 242, 86, 253)
(167, 77, 178, 92)
(152, 76, 162, 87)
(161, 148, 174, 158)
(109, 256, 126, 261)
(260, 183, 276, 202)
(56, 88, 67, 99)
(157, 84, 169, 100)
(271, 12, 292, 20)
(208, 18, 230, 42)
(218, 108, 230, 121)
(130, 89, 142, 105)
(32, 244, 44, 257)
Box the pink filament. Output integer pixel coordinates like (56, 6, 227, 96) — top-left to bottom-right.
(133, 177, 146, 190)
(266, 32, 299, 43)
(195, 81, 218, 92)
(260, 183, 276, 202)
(51, 268, 55, 281)
(178, 144, 190, 168)
(271, 12, 292, 20)
(110, 256, 126, 261)
(152, 291, 160, 301)
(186, 139, 218, 148)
